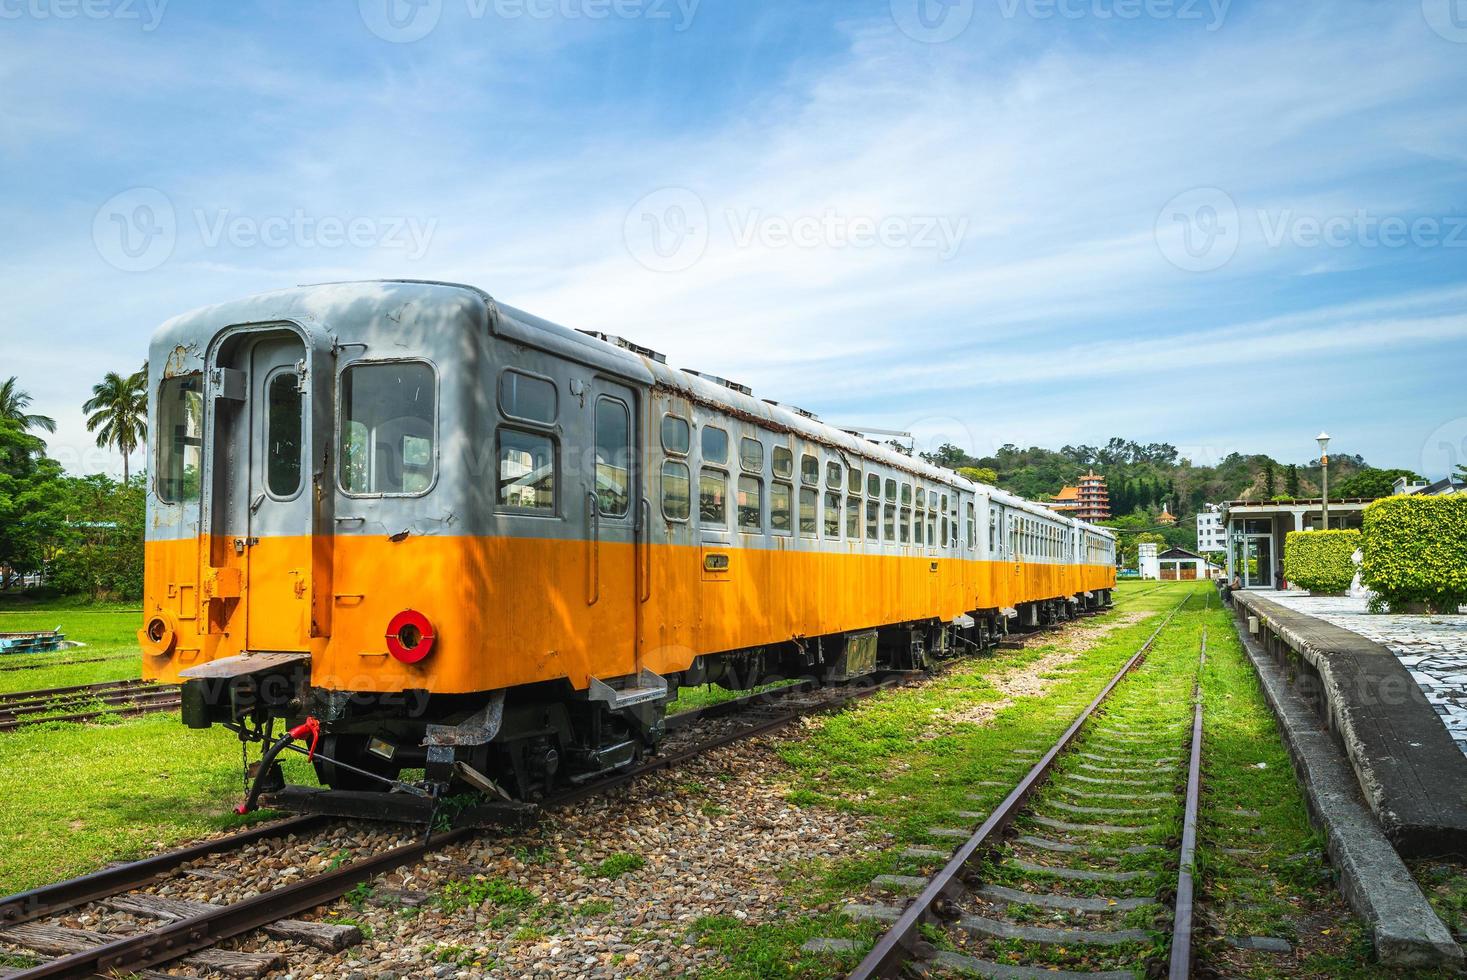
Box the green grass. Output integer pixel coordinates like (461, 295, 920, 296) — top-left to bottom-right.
(0, 714, 315, 893)
(0, 598, 144, 693)
(588, 852, 646, 879)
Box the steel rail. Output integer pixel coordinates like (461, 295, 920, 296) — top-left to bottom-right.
(0, 655, 130, 674)
(0, 679, 170, 707)
(6, 826, 477, 980)
(1, 688, 180, 718)
(1169, 621, 1208, 978)
(0, 700, 181, 732)
(846, 591, 1193, 980)
(0, 815, 328, 928)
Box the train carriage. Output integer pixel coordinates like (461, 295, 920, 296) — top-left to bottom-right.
(139, 280, 1114, 812)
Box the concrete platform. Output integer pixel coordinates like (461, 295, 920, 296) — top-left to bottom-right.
(1234, 591, 1467, 854)
(1229, 596, 1463, 967)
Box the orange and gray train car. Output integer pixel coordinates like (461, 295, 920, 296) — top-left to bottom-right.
(139, 281, 1116, 801)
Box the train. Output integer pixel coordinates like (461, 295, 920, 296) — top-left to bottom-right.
(139, 280, 1115, 815)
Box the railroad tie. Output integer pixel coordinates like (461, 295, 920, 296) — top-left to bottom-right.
(1046, 800, 1163, 818)
(0, 923, 284, 978)
(976, 883, 1154, 913)
(957, 913, 1153, 946)
(921, 951, 1135, 980)
(845, 902, 904, 923)
(872, 874, 928, 894)
(1017, 835, 1158, 857)
(1030, 814, 1150, 835)
(902, 846, 950, 861)
(103, 894, 363, 952)
(1005, 857, 1148, 882)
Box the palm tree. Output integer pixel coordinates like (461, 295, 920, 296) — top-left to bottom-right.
(0, 377, 57, 438)
(83, 364, 148, 483)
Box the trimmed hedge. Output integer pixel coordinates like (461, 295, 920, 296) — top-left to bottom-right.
(1360, 495, 1467, 613)
(1284, 530, 1360, 594)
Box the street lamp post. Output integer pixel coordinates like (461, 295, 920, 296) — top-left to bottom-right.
(1317, 431, 1331, 530)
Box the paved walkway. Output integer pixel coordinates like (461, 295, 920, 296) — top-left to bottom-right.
(1263, 592, 1467, 756)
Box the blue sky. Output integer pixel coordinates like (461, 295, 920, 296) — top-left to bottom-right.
(4, 0, 1466, 481)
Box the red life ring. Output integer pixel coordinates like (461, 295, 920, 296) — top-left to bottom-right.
(385, 609, 435, 664)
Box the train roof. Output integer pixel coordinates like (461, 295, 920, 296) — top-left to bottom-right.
(150, 279, 1113, 540)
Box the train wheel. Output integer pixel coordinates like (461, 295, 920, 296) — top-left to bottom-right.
(312, 733, 400, 791)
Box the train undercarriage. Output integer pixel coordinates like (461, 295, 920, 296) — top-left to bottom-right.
(187, 591, 1111, 825)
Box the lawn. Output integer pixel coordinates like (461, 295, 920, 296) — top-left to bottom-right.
(0, 594, 318, 894)
(0, 597, 144, 693)
(0, 716, 315, 894)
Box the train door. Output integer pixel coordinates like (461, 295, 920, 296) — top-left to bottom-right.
(244, 335, 312, 652)
(588, 378, 641, 679)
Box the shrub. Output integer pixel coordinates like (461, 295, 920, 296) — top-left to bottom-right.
(1283, 530, 1360, 594)
(1360, 495, 1467, 613)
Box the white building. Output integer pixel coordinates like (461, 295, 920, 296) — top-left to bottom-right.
(1196, 505, 1226, 554)
(1395, 475, 1462, 496)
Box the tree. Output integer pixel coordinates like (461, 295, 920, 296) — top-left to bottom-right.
(1456, 464, 1467, 485)
(957, 466, 998, 485)
(1334, 468, 1423, 501)
(83, 365, 148, 483)
(1286, 464, 1300, 497)
(1263, 460, 1276, 497)
(0, 417, 64, 588)
(0, 377, 56, 439)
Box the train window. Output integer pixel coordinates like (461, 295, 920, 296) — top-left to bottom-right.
(989, 513, 997, 551)
(826, 461, 843, 489)
(846, 494, 860, 538)
(594, 397, 631, 518)
(498, 370, 556, 425)
(885, 479, 897, 502)
(941, 515, 949, 548)
(916, 488, 925, 509)
(741, 438, 765, 473)
(661, 415, 691, 455)
(265, 370, 303, 498)
(901, 483, 912, 506)
(884, 503, 896, 542)
(737, 475, 763, 530)
(914, 510, 924, 545)
(867, 473, 881, 498)
(157, 374, 203, 504)
(771, 482, 793, 535)
(662, 460, 690, 522)
(824, 492, 841, 537)
(703, 426, 729, 465)
(849, 466, 862, 493)
(899, 503, 911, 544)
(927, 511, 936, 547)
(772, 446, 794, 479)
(801, 453, 819, 487)
(865, 499, 879, 540)
(496, 428, 556, 513)
(699, 468, 728, 527)
(339, 361, 436, 496)
(799, 487, 818, 537)
(967, 503, 977, 549)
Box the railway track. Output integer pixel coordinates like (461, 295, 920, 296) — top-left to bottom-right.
(0, 600, 1133, 978)
(845, 592, 1207, 979)
(0, 654, 128, 675)
(0, 632, 1069, 975)
(0, 680, 180, 731)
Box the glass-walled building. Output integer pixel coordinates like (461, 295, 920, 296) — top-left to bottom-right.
(1220, 498, 1371, 589)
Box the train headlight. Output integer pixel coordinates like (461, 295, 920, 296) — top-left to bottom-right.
(139, 612, 177, 657)
(385, 609, 436, 664)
